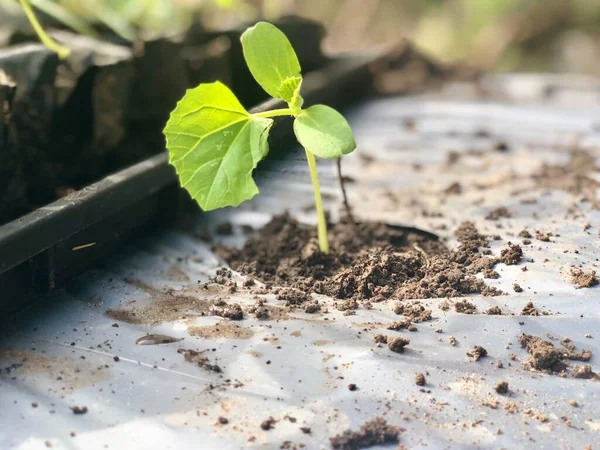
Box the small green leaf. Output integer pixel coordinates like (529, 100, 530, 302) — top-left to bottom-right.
(164, 81, 273, 211)
(293, 105, 356, 159)
(241, 21, 302, 104)
(288, 78, 304, 110)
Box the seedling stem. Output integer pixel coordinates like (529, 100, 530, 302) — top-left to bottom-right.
(305, 149, 329, 253)
(255, 108, 297, 118)
(18, 0, 70, 59)
(254, 107, 330, 252)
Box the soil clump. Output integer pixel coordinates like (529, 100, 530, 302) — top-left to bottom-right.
(222, 215, 515, 303)
(329, 418, 401, 450)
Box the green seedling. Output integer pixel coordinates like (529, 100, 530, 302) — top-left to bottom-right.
(164, 22, 356, 253)
(18, 0, 71, 59)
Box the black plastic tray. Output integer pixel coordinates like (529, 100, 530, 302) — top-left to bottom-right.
(0, 52, 388, 315)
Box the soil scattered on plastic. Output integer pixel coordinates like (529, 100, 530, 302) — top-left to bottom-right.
(329, 417, 401, 450)
(521, 302, 539, 316)
(373, 334, 410, 352)
(210, 301, 244, 320)
(260, 416, 277, 431)
(494, 381, 509, 394)
(485, 206, 511, 220)
(0, 348, 109, 389)
(486, 306, 504, 315)
(135, 334, 183, 345)
(531, 149, 600, 209)
(388, 336, 410, 352)
(455, 300, 477, 314)
(415, 372, 426, 386)
(467, 345, 488, 361)
(106, 279, 212, 325)
(188, 322, 254, 340)
(392, 302, 432, 322)
(518, 334, 593, 377)
(70, 406, 88, 415)
(177, 349, 222, 373)
(570, 269, 599, 288)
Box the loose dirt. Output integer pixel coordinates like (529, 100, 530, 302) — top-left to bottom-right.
(177, 349, 222, 373)
(188, 323, 254, 340)
(570, 269, 599, 289)
(467, 345, 488, 361)
(415, 373, 426, 386)
(518, 334, 593, 376)
(221, 215, 517, 303)
(494, 381, 509, 394)
(329, 418, 401, 450)
(521, 302, 539, 316)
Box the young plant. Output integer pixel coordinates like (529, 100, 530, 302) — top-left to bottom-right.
(164, 22, 356, 254)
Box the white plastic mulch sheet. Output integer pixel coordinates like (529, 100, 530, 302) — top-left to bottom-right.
(1, 74, 600, 450)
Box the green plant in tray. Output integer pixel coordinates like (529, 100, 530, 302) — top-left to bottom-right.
(164, 22, 356, 254)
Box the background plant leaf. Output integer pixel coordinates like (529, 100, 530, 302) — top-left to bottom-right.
(293, 104, 356, 159)
(240, 21, 302, 103)
(164, 81, 272, 211)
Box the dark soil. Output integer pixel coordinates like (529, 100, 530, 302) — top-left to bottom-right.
(276, 288, 310, 305)
(216, 222, 234, 236)
(329, 418, 401, 450)
(455, 300, 477, 314)
(304, 302, 321, 313)
(483, 268, 499, 279)
(387, 320, 411, 331)
(494, 381, 509, 394)
(373, 334, 388, 345)
(499, 243, 523, 266)
(521, 302, 539, 316)
(210, 302, 244, 320)
(486, 306, 504, 315)
(415, 373, 426, 386)
(221, 215, 514, 304)
(260, 416, 277, 431)
(467, 345, 488, 361)
(372, 334, 410, 352)
(535, 231, 552, 242)
(387, 337, 410, 352)
(70, 406, 88, 415)
(572, 365, 596, 379)
(392, 302, 432, 322)
(518, 230, 533, 239)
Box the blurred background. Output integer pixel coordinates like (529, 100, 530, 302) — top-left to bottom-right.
(1, 0, 600, 76)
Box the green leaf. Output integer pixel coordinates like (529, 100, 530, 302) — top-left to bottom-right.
(164, 81, 273, 211)
(293, 105, 356, 159)
(241, 21, 302, 104)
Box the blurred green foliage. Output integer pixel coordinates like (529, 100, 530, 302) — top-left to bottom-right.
(2, 0, 599, 74)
